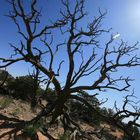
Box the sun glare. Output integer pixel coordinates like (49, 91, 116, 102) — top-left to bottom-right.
(127, 1, 140, 30)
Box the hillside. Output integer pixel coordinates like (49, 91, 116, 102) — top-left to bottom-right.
(0, 71, 139, 140)
(0, 94, 125, 140)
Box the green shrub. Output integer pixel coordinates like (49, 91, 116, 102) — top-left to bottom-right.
(12, 108, 20, 117)
(0, 96, 12, 109)
(59, 132, 70, 140)
(23, 120, 43, 137)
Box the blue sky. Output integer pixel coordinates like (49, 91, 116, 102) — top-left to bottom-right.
(0, 0, 140, 110)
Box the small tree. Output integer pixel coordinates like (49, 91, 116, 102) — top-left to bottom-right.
(0, 0, 140, 139)
(0, 70, 14, 95)
(7, 75, 35, 99)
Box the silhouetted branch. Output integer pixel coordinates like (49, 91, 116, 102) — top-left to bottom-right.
(0, 0, 140, 139)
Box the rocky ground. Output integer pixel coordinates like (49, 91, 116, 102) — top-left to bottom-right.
(0, 95, 123, 140)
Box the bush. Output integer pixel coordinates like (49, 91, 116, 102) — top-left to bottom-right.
(0, 96, 12, 109)
(7, 76, 34, 100)
(23, 121, 43, 137)
(7, 75, 44, 101)
(59, 132, 70, 140)
(12, 108, 20, 117)
(68, 92, 101, 125)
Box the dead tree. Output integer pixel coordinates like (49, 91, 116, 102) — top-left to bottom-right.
(0, 0, 140, 139)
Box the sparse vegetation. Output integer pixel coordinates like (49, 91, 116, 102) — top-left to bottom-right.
(0, 96, 12, 109)
(0, 71, 140, 139)
(59, 132, 71, 140)
(23, 121, 43, 137)
(11, 108, 20, 117)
